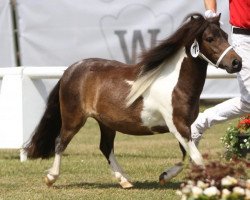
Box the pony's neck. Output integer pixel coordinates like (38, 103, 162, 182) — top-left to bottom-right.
(178, 53, 208, 99)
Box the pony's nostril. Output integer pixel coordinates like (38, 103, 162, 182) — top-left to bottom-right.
(232, 59, 242, 69)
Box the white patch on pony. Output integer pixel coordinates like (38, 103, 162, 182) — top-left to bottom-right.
(46, 173, 56, 181)
(109, 150, 129, 182)
(188, 140, 204, 166)
(48, 153, 61, 175)
(163, 163, 183, 181)
(140, 48, 183, 127)
(47, 153, 61, 182)
(125, 80, 134, 86)
(140, 48, 191, 154)
(126, 64, 163, 106)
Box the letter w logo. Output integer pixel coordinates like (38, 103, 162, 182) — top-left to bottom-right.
(114, 29, 160, 64)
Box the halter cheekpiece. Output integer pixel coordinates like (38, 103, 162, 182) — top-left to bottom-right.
(190, 39, 233, 68)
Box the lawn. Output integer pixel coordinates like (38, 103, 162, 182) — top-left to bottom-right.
(0, 101, 240, 200)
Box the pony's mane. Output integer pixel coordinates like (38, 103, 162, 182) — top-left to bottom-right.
(126, 13, 220, 106)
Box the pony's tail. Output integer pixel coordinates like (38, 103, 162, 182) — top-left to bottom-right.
(24, 80, 61, 159)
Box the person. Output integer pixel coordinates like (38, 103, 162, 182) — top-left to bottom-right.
(191, 0, 250, 145)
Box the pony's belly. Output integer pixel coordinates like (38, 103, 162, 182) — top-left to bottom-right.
(140, 110, 169, 133)
(151, 125, 169, 133)
(140, 109, 167, 130)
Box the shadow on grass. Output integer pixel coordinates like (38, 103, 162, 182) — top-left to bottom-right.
(134, 180, 181, 190)
(53, 180, 181, 190)
(62, 152, 178, 160)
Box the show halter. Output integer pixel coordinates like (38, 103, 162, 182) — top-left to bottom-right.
(190, 39, 233, 68)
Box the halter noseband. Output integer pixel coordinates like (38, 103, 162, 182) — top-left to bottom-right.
(199, 46, 233, 68)
(190, 39, 233, 68)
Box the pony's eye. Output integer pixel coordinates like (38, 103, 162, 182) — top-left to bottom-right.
(206, 37, 214, 43)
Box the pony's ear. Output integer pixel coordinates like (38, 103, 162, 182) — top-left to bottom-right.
(214, 13, 221, 23)
(221, 28, 229, 40)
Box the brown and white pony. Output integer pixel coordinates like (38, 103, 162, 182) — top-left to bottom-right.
(25, 13, 242, 188)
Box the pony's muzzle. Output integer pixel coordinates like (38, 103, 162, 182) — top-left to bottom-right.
(232, 59, 242, 71)
(223, 56, 242, 74)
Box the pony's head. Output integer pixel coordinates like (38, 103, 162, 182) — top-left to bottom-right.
(138, 13, 242, 76)
(127, 13, 242, 106)
(189, 14, 242, 73)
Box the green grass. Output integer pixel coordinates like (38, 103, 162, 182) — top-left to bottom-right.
(0, 101, 240, 200)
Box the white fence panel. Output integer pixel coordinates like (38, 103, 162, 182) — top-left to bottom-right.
(16, 0, 211, 66)
(0, 67, 64, 161)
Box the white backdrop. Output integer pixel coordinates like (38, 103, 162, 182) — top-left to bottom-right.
(0, 0, 16, 67)
(16, 0, 231, 66)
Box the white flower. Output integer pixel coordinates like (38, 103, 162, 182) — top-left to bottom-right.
(221, 176, 238, 186)
(187, 180, 195, 186)
(197, 180, 209, 189)
(181, 195, 187, 200)
(222, 189, 231, 199)
(245, 189, 250, 199)
(191, 186, 203, 198)
(203, 186, 220, 197)
(176, 190, 182, 196)
(233, 186, 245, 196)
(182, 186, 191, 195)
(246, 179, 250, 189)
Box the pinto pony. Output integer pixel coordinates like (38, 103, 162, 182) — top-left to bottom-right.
(25, 13, 242, 188)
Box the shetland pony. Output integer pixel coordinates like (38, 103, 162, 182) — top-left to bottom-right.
(25, 13, 242, 188)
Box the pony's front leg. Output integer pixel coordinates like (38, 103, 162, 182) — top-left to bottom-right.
(159, 142, 185, 184)
(44, 152, 61, 187)
(159, 162, 184, 185)
(159, 116, 204, 184)
(169, 125, 204, 166)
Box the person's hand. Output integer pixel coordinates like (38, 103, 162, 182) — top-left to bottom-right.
(204, 10, 217, 18)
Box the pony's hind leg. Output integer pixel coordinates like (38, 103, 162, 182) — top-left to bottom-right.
(98, 122, 133, 189)
(44, 135, 65, 187)
(45, 118, 87, 187)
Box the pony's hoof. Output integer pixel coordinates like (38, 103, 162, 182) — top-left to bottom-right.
(44, 175, 56, 187)
(159, 178, 166, 185)
(159, 172, 168, 185)
(120, 181, 133, 189)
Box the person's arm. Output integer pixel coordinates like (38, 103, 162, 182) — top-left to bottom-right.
(204, 0, 217, 12)
(204, 0, 217, 18)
